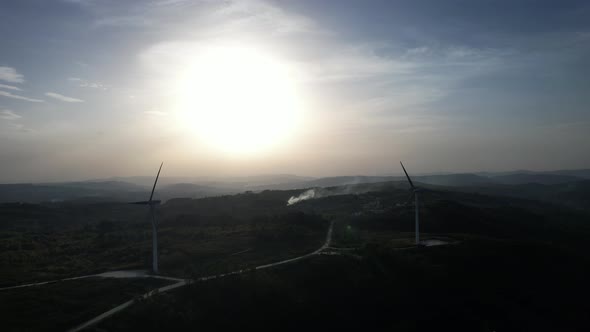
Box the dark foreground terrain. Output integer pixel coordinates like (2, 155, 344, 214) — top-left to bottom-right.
(0, 277, 171, 332)
(1, 180, 590, 331)
(96, 243, 590, 332)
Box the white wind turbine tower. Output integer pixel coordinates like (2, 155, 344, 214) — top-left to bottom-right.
(132, 162, 163, 274)
(400, 161, 421, 245)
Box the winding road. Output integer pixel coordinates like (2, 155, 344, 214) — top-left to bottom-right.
(0, 270, 173, 292)
(66, 220, 335, 332)
(1, 221, 335, 331)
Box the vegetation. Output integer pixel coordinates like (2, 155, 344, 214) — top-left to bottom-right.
(95, 240, 590, 331)
(2, 182, 590, 331)
(0, 191, 329, 285)
(0, 277, 171, 332)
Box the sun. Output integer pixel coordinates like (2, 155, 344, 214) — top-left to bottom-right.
(175, 44, 301, 156)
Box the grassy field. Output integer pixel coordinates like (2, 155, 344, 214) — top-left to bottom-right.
(2, 185, 590, 331)
(0, 277, 172, 332)
(87, 186, 590, 331)
(0, 191, 329, 285)
(94, 239, 590, 332)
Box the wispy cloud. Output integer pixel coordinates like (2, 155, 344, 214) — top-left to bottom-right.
(0, 108, 32, 132)
(0, 90, 44, 102)
(45, 92, 84, 103)
(61, 0, 96, 7)
(10, 123, 34, 133)
(0, 66, 25, 83)
(0, 84, 22, 91)
(68, 77, 108, 90)
(95, 15, 154, 28)
(303, 47, 417, 83)
(70, 0, 315, 36)
(210, 0, 317, 35)
(0, 109, 22, 120)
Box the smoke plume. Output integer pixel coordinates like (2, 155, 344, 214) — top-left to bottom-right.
(285, 180, 398, 206)
(287, 189, 316, 205)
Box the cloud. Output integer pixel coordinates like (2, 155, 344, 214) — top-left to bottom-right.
(72, 0, 315, 36)
(95, 15, 154, 27)
(0, 109, 22, 120)
(9, 123, 34, 133)
(136, 5, 504, 130)
(135, 0, 509, 142)
(0, 90, 44, 102)
(68, 77, 108, 89)
(0, 84, 22, 91)
(0, 109, 31, 132)
(211, 0, 316, 35)
(45, 92, 84, 103)
(303, 46, 417, 83)
(0, 67, 25, 83)
(80, 82, 105, 89)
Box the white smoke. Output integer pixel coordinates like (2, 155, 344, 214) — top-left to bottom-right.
(287, 189, 316, 205)
(287, 182, 393, 206)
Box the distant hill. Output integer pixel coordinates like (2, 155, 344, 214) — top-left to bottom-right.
(2, 169, 589, 204)
(103, 174, 315, 188)
(478, 169, 590, 179)
(158, 183, 234, 200)
(417, 173, 493, 186)
(0, 181, 148, 204)
(255, 172, 587, 190)
(490, 173, 582, 185)
(255, 172, 581, 190)
(47, 180, 147, 191)
(543, 169, 590, 179)
(448, 180, 590, 211)
(252, 176, 399, 191)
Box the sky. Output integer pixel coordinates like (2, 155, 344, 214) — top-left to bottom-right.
(1, 0, 589, 182)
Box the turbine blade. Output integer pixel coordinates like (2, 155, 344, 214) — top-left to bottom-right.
(148, 162, 163, 202)
(400, 161, 415, 189)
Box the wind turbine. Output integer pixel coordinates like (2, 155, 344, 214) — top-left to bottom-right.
(132, 162, 163, 274)
(400, 161, 421, 245)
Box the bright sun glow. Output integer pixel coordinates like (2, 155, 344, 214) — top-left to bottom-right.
(175, 45, 301, 155)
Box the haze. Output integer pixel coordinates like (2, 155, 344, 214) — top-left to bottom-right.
(1, 0, 590, 183)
